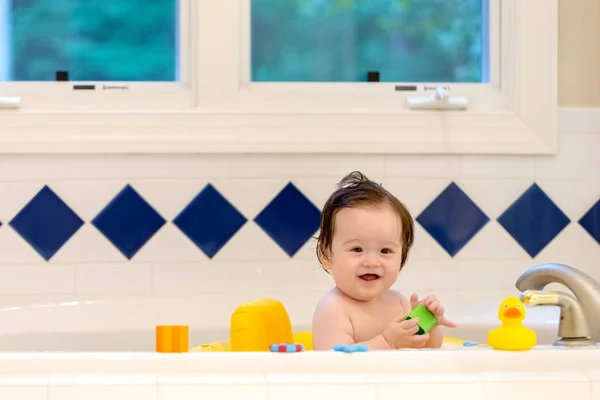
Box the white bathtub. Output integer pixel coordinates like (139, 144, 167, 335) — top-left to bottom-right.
(0, 295, 597, 400)
(0, 292, 567, 351)
(0, 324, 562, 352)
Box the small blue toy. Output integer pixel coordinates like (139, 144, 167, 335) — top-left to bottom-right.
(333, 344, 368, 353)
(270, 343, 304, 352)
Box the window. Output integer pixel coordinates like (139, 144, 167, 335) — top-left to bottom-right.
(226, 0, 504, 115)
(0, 0, 558, 155)
(0, 0, 194, 109)
(249, 0, 488, 84)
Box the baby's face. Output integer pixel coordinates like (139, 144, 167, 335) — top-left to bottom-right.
(323, 203, 403, 302)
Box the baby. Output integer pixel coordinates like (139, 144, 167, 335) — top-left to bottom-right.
(312, 171, 456, 350)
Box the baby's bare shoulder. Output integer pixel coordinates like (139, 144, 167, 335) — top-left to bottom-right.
(383, 289, 410, 311)
(314, 288, 350, 315)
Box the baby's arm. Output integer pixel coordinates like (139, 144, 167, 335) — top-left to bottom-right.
(425, 326, 444, 348)
(312, 295, 391, 351)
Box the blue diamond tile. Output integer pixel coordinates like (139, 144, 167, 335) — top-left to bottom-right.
(92, 185, 166, 259)
(498, 183, 570, 258)
(416, 182, 490, 257)
(9, 185, 84, 261)
(579, 199, 600, 245)
(173, 184, 247, 258)
(254, 182, 321, 257)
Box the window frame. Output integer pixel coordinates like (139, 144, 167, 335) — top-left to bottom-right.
(0, 0, 196, 110)
(237, 0, 499, 103)
(0, 0, 558, 155)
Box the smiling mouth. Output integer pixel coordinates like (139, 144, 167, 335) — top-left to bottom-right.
(359, 274, 380, 281)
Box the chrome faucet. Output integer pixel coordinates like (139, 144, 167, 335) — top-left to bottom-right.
(515, 263, 600, 347)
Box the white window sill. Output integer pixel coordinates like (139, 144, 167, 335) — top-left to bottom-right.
(0, 108, 555, 154)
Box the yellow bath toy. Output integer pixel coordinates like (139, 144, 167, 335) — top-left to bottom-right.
(487, 296, 536, 351)
(191, 297, 486, 352)
(192, 298, 313, 352)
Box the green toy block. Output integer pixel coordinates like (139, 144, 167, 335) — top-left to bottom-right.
(403, 304, 437, 335)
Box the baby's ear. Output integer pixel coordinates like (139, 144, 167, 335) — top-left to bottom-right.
(321, 257, 332, 270)
(319, 250, 333, 270)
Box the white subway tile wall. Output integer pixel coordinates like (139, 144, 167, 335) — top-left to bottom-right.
(0, 109, 598, 332)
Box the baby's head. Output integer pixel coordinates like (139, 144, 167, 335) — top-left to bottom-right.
(316, 171, 414, 301)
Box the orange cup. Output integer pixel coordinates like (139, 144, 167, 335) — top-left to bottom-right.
(156, 325, 189, 353)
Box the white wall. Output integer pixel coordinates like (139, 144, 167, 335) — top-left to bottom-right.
(0, 108, 598, 334)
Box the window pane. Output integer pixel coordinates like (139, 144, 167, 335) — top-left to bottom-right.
(251, 0, 487, 83)
(0, 0, 178, 81)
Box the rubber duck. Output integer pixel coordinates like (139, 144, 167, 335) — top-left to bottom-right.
(487, 296, 537, 351)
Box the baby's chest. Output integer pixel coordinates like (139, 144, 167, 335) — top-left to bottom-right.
(351, 304, 405, 342)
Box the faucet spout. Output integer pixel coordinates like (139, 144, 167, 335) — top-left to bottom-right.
(521, 290, 591, 342)
(515, 263, 600, 343)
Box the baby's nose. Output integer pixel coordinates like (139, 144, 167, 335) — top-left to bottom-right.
(362, 254, 380, 267)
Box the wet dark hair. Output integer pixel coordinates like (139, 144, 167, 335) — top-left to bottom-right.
(316, 171, 414, 271)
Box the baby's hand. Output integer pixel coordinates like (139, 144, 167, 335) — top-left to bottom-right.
(410, 293, 457, 328)
(381, 315, 430, 349)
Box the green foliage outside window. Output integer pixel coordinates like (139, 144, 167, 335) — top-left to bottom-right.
(6, 0, 484, 83)
(9, 0, 177, 81)
(251, 0, 485, 82)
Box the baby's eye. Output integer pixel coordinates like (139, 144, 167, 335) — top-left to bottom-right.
(351, 247, 363, 252)
(381, 248, 392, 254)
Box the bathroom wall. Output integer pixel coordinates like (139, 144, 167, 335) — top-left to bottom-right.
(0, 108, 598, 330)
(0, 0, 598, 332)
(558, 0, 600, 107)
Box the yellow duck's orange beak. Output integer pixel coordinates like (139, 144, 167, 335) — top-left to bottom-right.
(503, 307, 522, 319)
